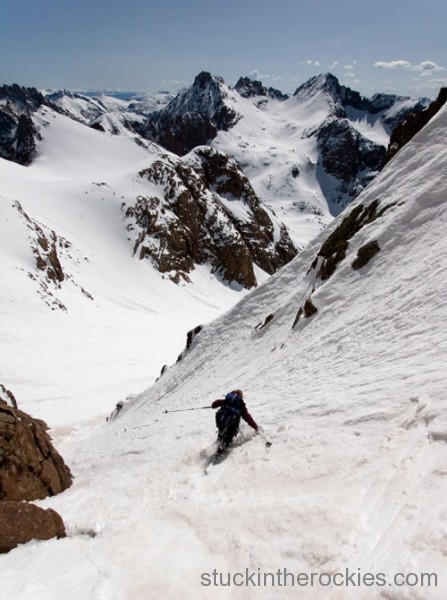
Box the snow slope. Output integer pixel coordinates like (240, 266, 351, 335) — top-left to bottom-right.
(213, 84, 334, 245)
(2, 105, 446, 597)
(0, 107, 249, 426)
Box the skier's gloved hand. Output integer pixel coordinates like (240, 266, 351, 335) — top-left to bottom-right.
(257, 426, 264, 433)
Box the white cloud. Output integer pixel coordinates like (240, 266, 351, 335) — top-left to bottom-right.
(306, 60, 320, 67)
(418, 61, 444, 72)
(374, 59, 445, 73)
(344, 72, 356, 79)
(374, 60, 412, 70)
(248, 70, 270, 81)
(328, 61, 339, 69)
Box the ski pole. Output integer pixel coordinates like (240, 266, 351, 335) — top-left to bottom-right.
(258, 430, 272, 447)
(163, 406, 212, 414)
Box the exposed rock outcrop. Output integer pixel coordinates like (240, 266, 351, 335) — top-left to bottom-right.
(234, 78, 289, 102)
(0, 387, 71, 553)
(317, 119, 386, 208)
(190, 147, 297, 274)
(0, 501, 66, 553)
(387, 87, 447, 161)
(0, 84, 49, 165)
(124, 148, 297, 287)
(13, 201, 93, 310)
(308, 198, 392, 282)
(144, 72, 239, 155)
(235, 77, 268, 98)
(0, 395, 73, 502)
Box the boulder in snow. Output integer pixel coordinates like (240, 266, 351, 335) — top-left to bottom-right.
(0, 501, 66, 553)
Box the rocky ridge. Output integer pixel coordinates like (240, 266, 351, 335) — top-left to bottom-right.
(0, 84, 50, 165)
(124, 146, 297, 287)
(13, 201, 93, 310)
(0, 74, 430, 294)
(143, 72, 239, 155)
(387, 87, 447, 161)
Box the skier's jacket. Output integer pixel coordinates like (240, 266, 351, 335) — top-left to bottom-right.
(212, 392, 258, 432)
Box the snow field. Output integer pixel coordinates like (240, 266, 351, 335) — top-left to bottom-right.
(1, 91, 446, 599)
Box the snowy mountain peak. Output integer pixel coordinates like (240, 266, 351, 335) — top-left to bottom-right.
(0, 83, 47, 114)
(162, 71, 233, 120)
(146, 72, 239, 155)
(293, 72, 342, 100)
(192, 70, 223, 89)
(293, 73, 364, 114)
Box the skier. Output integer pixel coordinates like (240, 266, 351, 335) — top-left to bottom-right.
(212, 389, 259, 453)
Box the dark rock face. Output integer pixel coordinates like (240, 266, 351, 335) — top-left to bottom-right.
(0, 501, 66, 553)
(0, 396, 73, 502)
(309, 199, 392, 282)
(234, 78, 289, 101)
(124, 148, 297, 288)
(267, 87, 289, 101)
(317, 119, 386, 208)
(145, 72, 239, 155)
(290, 73, 424, 211)
(387, 87, 447, 161)
(235, 77, 268, 98)
(318, 119, 387, 180)
(367, 93, 426, 133)
(193, 147, 297, 275)
(125, 157, 258, 287)
(0, 84, 49, 165)
(352, 240, 380, 270)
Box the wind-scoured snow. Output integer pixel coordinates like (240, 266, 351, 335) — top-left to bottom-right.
(1, 104, 446, 599)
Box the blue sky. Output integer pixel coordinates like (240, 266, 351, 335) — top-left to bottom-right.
(1, 0, 445, 98)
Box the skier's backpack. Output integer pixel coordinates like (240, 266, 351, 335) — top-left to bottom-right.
(215, 392, 242, 432)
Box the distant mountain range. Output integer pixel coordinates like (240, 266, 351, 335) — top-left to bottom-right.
(2, 73, 447, 598)
(0, 72, 440, 299)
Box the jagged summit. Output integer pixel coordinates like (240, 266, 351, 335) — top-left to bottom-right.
(0, 84, 48, 113)
(192, 70, 222, 89)
(234, 76, 288, 101)
(158, 71, 233, 120)
(0, 73, 429, 252)
(234, 76, 268, 98)
(146, 71, 238, 155)
(293, 72, 340, 96)
(293, 72, 363, 113)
